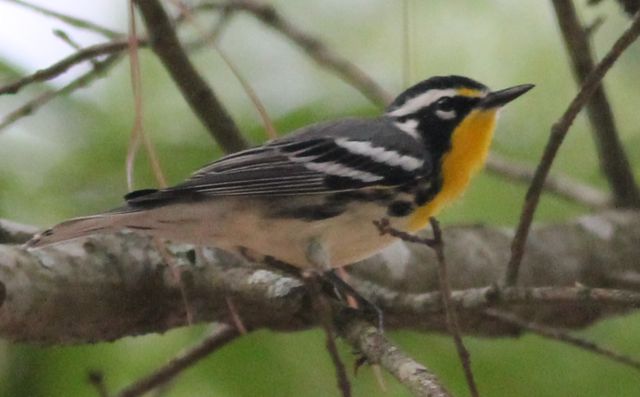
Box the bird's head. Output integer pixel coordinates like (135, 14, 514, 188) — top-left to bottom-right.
(386, 75, 534, 158)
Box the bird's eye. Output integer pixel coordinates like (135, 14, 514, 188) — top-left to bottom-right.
(435, 96, 454, 111)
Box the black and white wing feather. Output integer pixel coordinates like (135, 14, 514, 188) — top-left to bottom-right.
(125, 118, 429, 207)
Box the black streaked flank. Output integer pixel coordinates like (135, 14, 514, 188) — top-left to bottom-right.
(271, 203, 346, 222)
(329, 189, 395, 204)
(387, 201, 414, 217)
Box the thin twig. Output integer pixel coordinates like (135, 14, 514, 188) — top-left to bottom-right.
(134, 0, 248, 153)
(428, 218, 480, 397)
(375, 218, 479, 397)
(0, 41, 129, 96)
(224, 296, 248, 334)
(126, 1, 167, 189)
(373, 218, 435, 246)
(505, 10, 640, 286)
(169, 0, 278, 140)
(365, 284, 640, 317)
(552, 0, 640, 208)
(0, 54, 122, 132)
(485, 308, 640, 372)
(115, 324, 239, 397)
(303, 275, 352, 397)
(199, 0, 393, 107)
(486, 153, 611, 209)
(339, 317, 451, 397)
(4, 0, 121, 38)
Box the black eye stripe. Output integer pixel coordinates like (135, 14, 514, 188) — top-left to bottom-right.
(435, 96, 455, 111)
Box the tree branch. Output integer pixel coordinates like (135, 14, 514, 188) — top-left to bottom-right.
(200, 0, 393, 107)
(0, 41, 129, 96)
(2, 210, 640, 344)
(338, 317, 452, 397)
(115, 323, 239, 397)
(133, 0, 248, 153)
(505, 10, 640, 285)
(552, 0, 640, 208)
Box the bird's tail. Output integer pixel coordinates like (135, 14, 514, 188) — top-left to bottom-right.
(24, 211, 137, 249)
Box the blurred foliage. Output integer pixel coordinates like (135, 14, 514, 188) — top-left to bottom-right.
(1, 1, 640, 396)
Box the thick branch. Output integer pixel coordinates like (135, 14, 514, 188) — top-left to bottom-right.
(134, 0, 248, 153)
(552, 0, 640, 208)
(2, 210, 640, 344)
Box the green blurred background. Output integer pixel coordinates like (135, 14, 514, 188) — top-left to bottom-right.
(1, 1, 640, 396)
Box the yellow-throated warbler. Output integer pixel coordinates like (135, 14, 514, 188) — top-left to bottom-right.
(27, 75, 533, 271)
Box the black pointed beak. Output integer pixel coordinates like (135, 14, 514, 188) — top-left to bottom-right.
(478, 84, 535, 109)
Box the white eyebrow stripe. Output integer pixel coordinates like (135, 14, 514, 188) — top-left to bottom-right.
(334, 138, 423, 171)
(387, 88, 458, 117)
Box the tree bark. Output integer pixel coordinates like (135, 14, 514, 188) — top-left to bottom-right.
(1, 210, 639, 344)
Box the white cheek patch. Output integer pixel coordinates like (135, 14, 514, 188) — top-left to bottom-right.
(387, 88, 458, 117)
(435, 109, 456, 120)
(393, 119, 420, 139)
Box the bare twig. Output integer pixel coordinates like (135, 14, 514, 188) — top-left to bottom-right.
(486, 153, 611, 209)
(485, 308, 640, 371)
(126, 2, 167, 189)
(304, 275, 352, 397)
(505, 10, 640, 286)
(0, 41, 129, 96)
(339, 318, 451, 397)
(4, 0, 120, 38)
(0, 54, 122, 131)
(552, 0, 640, 208)
(115, 324, 239, 397)
(134, 0, 248, 153)
(201, 0, 393, 107)
(224, 296, 248, 334)
(170, 0, 278, 140)
(429, 218, 479, 397)
(375, 218, 479, 397)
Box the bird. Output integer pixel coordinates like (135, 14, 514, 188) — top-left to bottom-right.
(26, 75, 533, 272)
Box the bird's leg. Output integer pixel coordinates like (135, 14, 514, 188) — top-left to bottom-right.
(306, 238, 384, 331)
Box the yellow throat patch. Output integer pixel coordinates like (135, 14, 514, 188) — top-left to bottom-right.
(408, 108, 498, 231)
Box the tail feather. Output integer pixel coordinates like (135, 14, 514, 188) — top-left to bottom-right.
(24, 213, 130, 249)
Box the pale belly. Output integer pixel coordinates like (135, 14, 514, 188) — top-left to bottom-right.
(139, 196, 408, 268)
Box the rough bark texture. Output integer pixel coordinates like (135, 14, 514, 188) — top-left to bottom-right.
(1, 210, 639, 344)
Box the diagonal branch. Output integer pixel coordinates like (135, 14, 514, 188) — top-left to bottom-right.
(133, 0, 248, 153)
(0, 54, 122, 132)
(115, 323, 239, 397)
(552, 0, 640, 208)
(200, 0, 393, 107)
(0, 41, 129, 96)
(4, 0, 121, 38)
(505, 10, 640, 286)
(338, 317, 452, 397)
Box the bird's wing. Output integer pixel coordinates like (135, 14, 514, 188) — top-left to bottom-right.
(125, 118, 429, 207)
